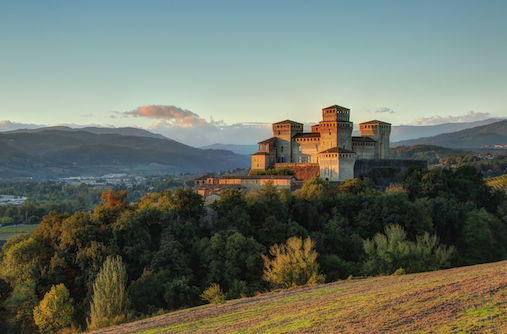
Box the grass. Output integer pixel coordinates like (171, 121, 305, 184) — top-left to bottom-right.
(0, 224, 39, 240)
(88, 260, 507, 334)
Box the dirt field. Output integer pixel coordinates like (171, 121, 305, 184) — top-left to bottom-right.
(90, 260, 507, 333)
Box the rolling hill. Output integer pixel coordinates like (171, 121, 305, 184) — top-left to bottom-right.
(90, 260, 507, 333)
(0, 129, 250, 179)
(393, 120, 507, 148)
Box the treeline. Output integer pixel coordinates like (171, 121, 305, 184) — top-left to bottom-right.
(1, 165, 507, 332)
(0, 177, 185, 226)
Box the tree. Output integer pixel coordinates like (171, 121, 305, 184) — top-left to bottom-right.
(88, 255, 130, 330)
(262, 236, 325, 288)
(33, 284, 75, 333)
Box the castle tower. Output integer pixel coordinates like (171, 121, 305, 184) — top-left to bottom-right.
(359, 120, 391, 159)
(318, 105, 353, 151)
(272, 120, 303, 163)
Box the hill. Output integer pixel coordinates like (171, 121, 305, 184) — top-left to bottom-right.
(90, 260, 507, 333)
(3, 125, 168, 140)
(388, 118, 503, 142)
(0, 129, 250, 179)
(393, 120, 507, 148)
(199, 143, 258, 155)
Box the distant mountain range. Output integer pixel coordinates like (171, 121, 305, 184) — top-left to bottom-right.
(203, 119, 506, 154)
(4, 126, 168, 140)
(0, 128, 249, 180)
(388, 119, 503, 142)
(393, 120, 507, 148)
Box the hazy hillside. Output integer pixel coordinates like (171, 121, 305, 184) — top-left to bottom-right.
(3, 126, 168, 140)
(393, 120, 507, 148)
(200, 143, 258, 155)
(389, 118, 502, 142)
(0, 130, 250, 179)
(90, 260, 507, 334)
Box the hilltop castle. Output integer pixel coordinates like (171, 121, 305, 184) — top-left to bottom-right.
(251, 105, 391, 181)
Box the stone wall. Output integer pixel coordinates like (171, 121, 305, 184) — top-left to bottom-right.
(354, 159, 428, 178)
(275, 163, 320, 181)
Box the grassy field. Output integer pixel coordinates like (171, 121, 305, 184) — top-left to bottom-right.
(0, 224, 39, 241)
(90, 260, 507, 334)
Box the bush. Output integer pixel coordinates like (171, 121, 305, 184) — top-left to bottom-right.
(262, 236, 325, 288)
(33, 283, 75, 333)
(200, 283, 226, 305)
(393, 268, 406, 275)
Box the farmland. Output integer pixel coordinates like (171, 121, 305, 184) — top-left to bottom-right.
(90, 260, 507, 334)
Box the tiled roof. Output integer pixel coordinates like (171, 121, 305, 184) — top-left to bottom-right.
(318, 147, 356, 154)
(360, 120, 391, 125)
(322, 105, 350, 111)
(273, 120, 304, 125)
(221, 175, 295, 180)
(258, 137, 277, 144)
(352, 136, 377, 142)
(194, 174, 214, 180)
(293, 132, 321, 139)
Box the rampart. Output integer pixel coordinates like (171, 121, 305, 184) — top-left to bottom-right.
(275, 163, 321, 181)
(354, 159, 428, 178)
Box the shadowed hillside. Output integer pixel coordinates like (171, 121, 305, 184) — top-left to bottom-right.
(0, 129, 250, 179)
(393, 120, 507, 148)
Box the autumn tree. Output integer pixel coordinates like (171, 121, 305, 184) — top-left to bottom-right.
(33, 283, 75, 333)
(262, 236, 325, 288)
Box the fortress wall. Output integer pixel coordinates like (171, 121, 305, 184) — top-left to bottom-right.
(338, 154, 356, 181)
(354, 159, 428, 178)
(275, 163, 320, 181)
(352, 141, 376, 159)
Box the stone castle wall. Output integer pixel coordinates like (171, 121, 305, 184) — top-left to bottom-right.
(354, 159, 428, 178)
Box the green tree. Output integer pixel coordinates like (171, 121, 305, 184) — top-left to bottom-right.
(33, 283, 75, 333)
(262, 236, 325, 288)
(88, 255, 130, 330)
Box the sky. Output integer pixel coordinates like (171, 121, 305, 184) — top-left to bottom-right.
(1, 0, 507, 147)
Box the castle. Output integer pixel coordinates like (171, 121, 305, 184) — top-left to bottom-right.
(251, 105, 391, 181)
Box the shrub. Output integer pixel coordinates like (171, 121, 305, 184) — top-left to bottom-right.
(200, 283, 226, 305)
(33, 283, 75, 333)
(393, 268, 406, 275)
(262, 236, 325, 288)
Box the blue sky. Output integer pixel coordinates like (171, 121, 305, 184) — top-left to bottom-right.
(1, 1, 506, 146)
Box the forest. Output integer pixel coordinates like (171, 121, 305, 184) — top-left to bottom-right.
(1, 165, 507, 333)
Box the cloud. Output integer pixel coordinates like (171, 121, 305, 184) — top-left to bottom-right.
(81, 113, 94, 117)
(0, 120, 45, 132)
(114, 104, 205, 124)
(411, 111, 492, 126)
(375, 107, 395, 114)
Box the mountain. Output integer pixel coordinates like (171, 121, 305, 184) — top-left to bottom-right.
(3, 126, 168, 140)
(393, 120, 507, 148)
(0, 130, 250, 179)
(199, 143, 258, 155)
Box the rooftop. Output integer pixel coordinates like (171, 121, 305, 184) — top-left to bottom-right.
(360, 120, 391, 125)
(352, 136, 377, 142)
(273, 120, 304, 125)
(293, 132, 321, 139)
(258, 137, 277, 144)
(221, 175, 295, 180)
(322, 105, 350, 111)
(318, 147, 356, 154)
